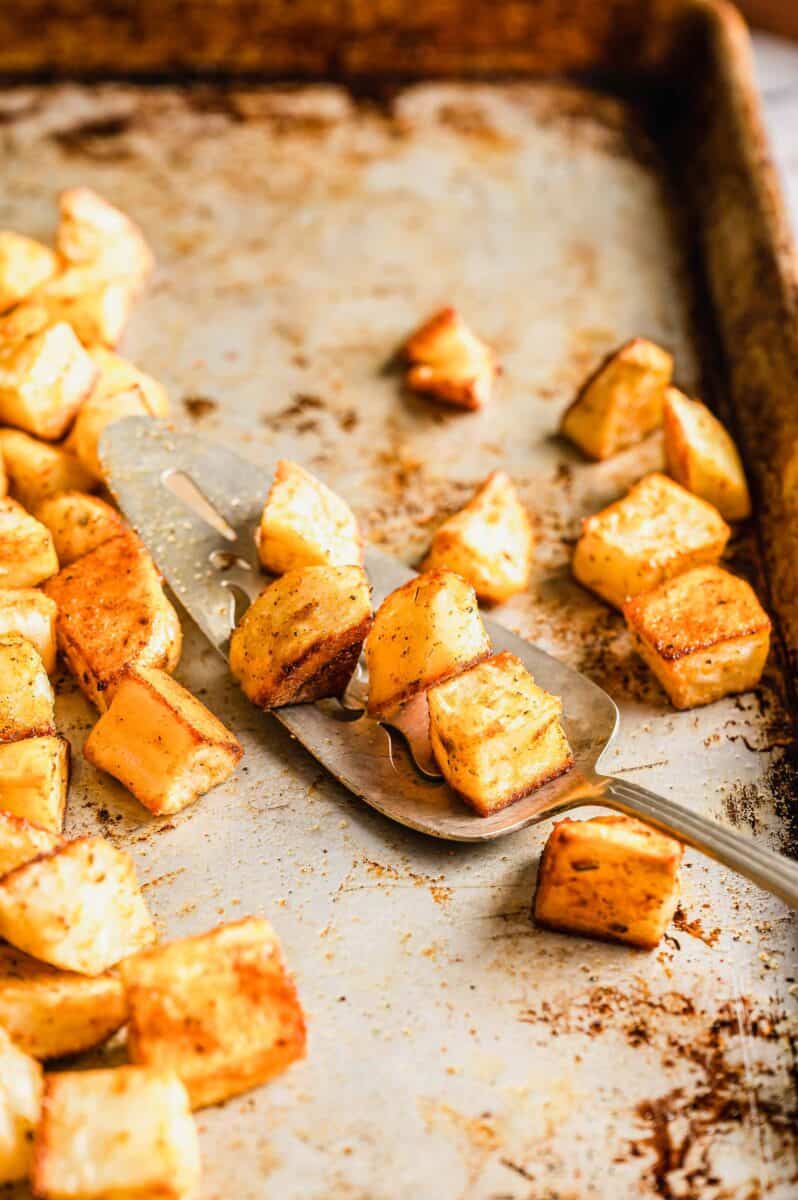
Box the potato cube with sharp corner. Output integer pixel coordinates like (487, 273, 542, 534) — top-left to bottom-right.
(256, 459, 362, 574)
(663, 387, 752, 521)
(43, 530, 182, 711)
(0, 810, 62, 878)
(0, 736, 69, 833)
(0, 635, 55, 742)
(0, 943, 126, 1061)
(0, 589, 57, 673)
(0, 1024, 43, 1184)
(0, 497, 58, 588)
(122, 917, 306, 1109)
(534, 814, 683, 948)
(404, 307, 499, 410)
(67, 385, 159, 482)
(0, 232, 57, 313)
(35, 492, 126, 568)
(365, 569, 490, 718)
(624, 564, 771, 709)
(32, 1067, 200, 1200)
(26, 267, 135, 348)
(572, 472, 730, 609)
(0, 306, 97, 440)
(84, 666, 243, 816)
(560, 337, 672, 460)
(428, 652, 573, 815)
(230, 564, 371, 709)
(57, 187, 155, 287)
(89, 345, 169, 417)
(423, 471, 534, 604)
(0, 429, 94, 511)
(0, 834, 156, 974)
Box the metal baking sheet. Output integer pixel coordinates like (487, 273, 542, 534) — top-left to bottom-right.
(2, 81, 797, 1199)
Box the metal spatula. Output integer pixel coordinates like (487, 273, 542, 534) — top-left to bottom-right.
(100, 418, 798, 908)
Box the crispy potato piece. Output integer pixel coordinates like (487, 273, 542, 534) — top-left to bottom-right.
(43, 530, 182, 711)
(67, 385, 159, 482)
(57, 187, 155, 287)
(0, 232, 57, 314)
(0, 306, 96, 440)
(423, 471, 534, 604)
(572, 472, 730, 609)
(560, 337, 673, 460)
(365, 569, 490, 718)
(122, 917, 306, 1110)
(428, 652, 572, 815)
(624, 564, 771, 709)
(230, 564, 372, 709)
(35, 491, 125, 567)
(0, 635, 55, 742)
(84, 666, 243, 816)
(0, 1025, 43, 1184)
(256, 459, 362, 574)
(0, 588, 57, 674)
(0, 497, 59, 588)
(404, 307, 499, 410)
(0, 943, 126, 1060)
(0, 809, 61, 878)
(534, 814, 683, 948)
(663, 387, 752, 521)
(0, 736, 69, 833)
(26, 267, 135, 349)
(32, 1067, 200, 1200)
(89, 345, 169, 416)
(0, 834, 156, 975)
(0, 429, 94, 511)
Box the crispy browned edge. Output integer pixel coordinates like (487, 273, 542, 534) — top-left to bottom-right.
(453, 751, 574, 818)
(254, 611, 373, 709)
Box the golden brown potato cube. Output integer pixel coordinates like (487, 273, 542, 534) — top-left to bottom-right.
(0, 635, 55, 742)
(0, 736, 69, 833)
(67, 385, 159, 482)
(624, 564, 771, 709)
(428, 652, 572, 815)
(423, 471, 534, 604)
(404, 306, 499, 410)
(43, 530, 182, 711)
(57, 187, 155, 287)
(0, 943, 126, 1061)
(0, 232, 57, 314)
(27, 267, 135, 349)
(0, 809, 62, 878)
(365, 569, 490, 718)
(0, 305, 97, 440)
(32, 1067, 200, 1200)
(122, 917, 306, 1110)
(534, 814, 683, 948)
(35, 491, 126, 568)
(0, 588, 57, 673)
(84, 666, 243, 816)
(256, 459, 363, 574)
(0, 834, 156, 975)
(0, 497, 59, 588)
(0, 1024, 43, 1184)
(560, 337, 673, 460)
(663, 387, 752, 521)
(89, 345, 168, 414)
(572, 472, 730, 609)
(0, 429, 95, 512)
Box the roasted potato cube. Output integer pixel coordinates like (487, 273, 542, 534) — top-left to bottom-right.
(423, 471, 534, 604)
(89, 345, 168, 415)
(663, 387, 752, 521)
(428, 652, 572, 815)
(256, 459, 363, 574)
(43, 530, 182, 711)
(122, 917, 306, 1109)
(57, 187, 155, 287)
(0, 834, 156, 975)
(624, 564, 770, 709)
(572, 472, 730, 609)
(404, 307, 499, 410)
(0, 308, 97, 441)
(534, 814, 683, 948)
(0, 232, 57, 314)
(0, 588, 57, 673)
(0, 943, 126, 1060)
(35, 491, 125, 567)
(230, 564, 372, 709)
(560, 337, 673, 460)
(32, 1067, 200, 1200)
(0, 810, 61, 878)
(27, 267, 135, 349)
(0, 736, 69, 833)
(0, 429, 95, 511)
(84, 666, 243, 816)
(0, 497, 59, 588)
(0, 1024, 42, 1184)
(0, 635, 55, 742)
(365, 569, 490, 718)
(67, 386, 159, 482)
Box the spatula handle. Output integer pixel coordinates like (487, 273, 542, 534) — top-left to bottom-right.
(602, 776, 798, 909)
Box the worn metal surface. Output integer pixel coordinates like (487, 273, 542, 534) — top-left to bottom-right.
(2, 81, 797, 1198)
